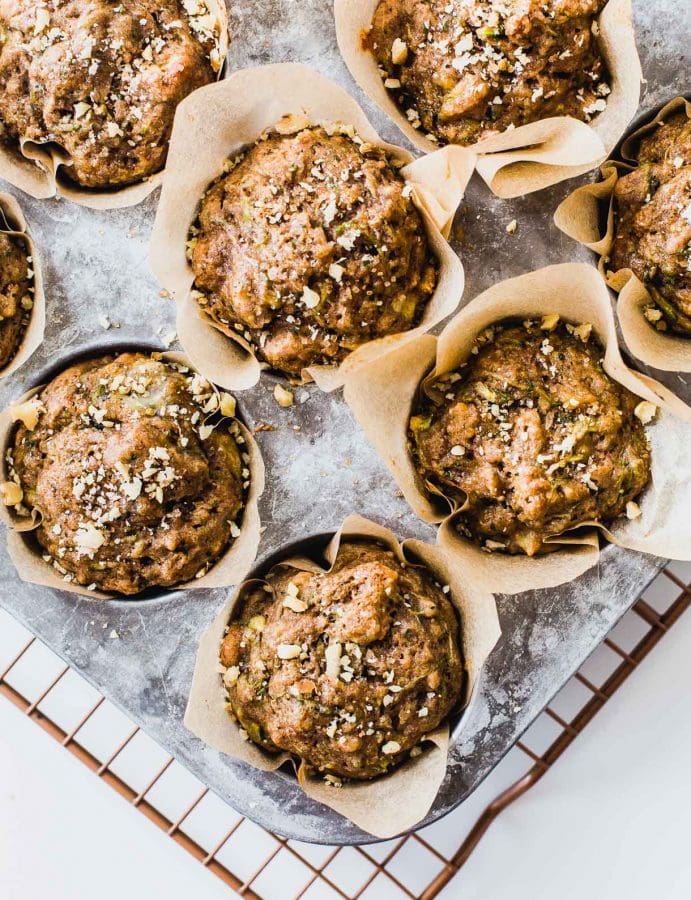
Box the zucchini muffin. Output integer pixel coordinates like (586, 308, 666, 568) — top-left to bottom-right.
(0, 232, 33, 370)
(0, 0, 224, 190)
(189, 123, 438, 377)
(409, 318, 652, 556)
(368, 0, 611, 146)
(220, 540, 463, 780)
(611, 111, 691, 336)
(6, 352, 246, 595)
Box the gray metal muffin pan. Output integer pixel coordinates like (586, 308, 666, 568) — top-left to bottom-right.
(0, 0, 688, 845)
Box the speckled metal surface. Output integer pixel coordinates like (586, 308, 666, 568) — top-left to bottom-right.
(0, 0, 688, 846)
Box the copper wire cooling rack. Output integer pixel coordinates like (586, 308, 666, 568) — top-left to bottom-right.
(1, 563, 690, 900)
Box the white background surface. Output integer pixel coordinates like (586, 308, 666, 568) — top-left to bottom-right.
(0, 699, 231, 900)
(2, 562, 690, 900)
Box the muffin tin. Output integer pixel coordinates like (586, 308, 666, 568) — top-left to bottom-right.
(0, 0, 686, 844)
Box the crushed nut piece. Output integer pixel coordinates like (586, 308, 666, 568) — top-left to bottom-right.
(0, 482, 23, 506)
(273, 384, 295, 407)
(634, 401, 657, 425)
(391, 38, 408, 65)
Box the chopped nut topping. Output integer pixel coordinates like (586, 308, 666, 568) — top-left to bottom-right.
(219, 392, 237, 417)
(573, 322, 593, 342)
(382, 740, 401, 755)
(301, 286, 321, 309)
(275, 113, 312, 135)
(540, 314, 560, 332)
(223, 665, 240, 686)
(283, 595, 308, 613)
(324, 641, 343, 677)
(273, 384, 295, 407)
(277, 644, 301, 660)
(9, 397, 44, 430)
(0, 481, 23, 506)
(391, 38, 408, 65)
(634, 401, 657, 425)
(626, 501, 641, 520)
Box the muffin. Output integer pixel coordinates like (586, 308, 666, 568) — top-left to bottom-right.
(0, 232, 33, 370)
(188, 122, 439, 378)
(6, 352, 246, 595)
(0, 0, 224, 190)
(368, 0, 611, 146)
(610, 111, 691, 336)
(220, 540, 463, 780)
(409, 318, 652, 556)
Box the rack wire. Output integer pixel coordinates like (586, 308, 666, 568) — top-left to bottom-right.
(1, 562, 689, 900)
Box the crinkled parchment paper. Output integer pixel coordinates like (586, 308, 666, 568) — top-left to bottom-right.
(0, 351, 264, 600)
(344, 264, 691, 595)
(0, 0, 228, 210)
(0, 193, 45, 377)
(149, 62, 476, 392)
(555, 97, 691, 372)
(184, 514, 501, 838)
(335, 0, 641, 198)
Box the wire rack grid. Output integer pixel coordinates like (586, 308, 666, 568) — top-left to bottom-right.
(1, 560, 689, 900)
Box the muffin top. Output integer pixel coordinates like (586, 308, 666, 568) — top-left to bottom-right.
(220, 540, 463, 781)
(0, 0, 223, 189)
(611, 111, 691, 336)
(368, 0, 610, 146)
(189, 123, 438, 378)
(409, 318, 652, 556)
(7, 352, 246, 595)
(0, 231, 33, 370)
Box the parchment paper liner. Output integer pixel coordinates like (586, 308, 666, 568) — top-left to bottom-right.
(0, 351, 265, 600)
(149, 62, 475, 392)
(344, 264, 691, 596)
(184, 514, 501, 839)
(0, 194, 45, 377)
(0, 1, 229, 210)
(334, 0, 641, 198)
(555, 97, 691, 372)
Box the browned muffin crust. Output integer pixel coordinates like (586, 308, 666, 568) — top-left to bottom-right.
(189, 123, 438, 377)
(0, 232, 32, 370)
(0, 0, 223, 190)
(611, 111, 691, 336)
(220, 541, 463, 780)
(7, 352, 246, 595)
(409, 319, 652, 556)
(368, 0, 610, 146)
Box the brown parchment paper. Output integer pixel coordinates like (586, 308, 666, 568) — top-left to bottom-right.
(0, 351, 264, 600)
(184, 514, 501, 838)
(149, 62, 475, 393)
(555, 97, 691, 372)
(334, 0, 641, 199)
(0, 194, 45, 378)
(0, 1, 229, 210)
(344, 264, 691, 596)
